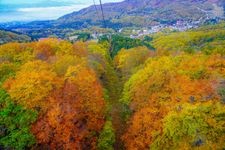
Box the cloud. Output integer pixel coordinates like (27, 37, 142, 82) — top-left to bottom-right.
(15, 0, 124, 20)
(0, 0, 125, 22)
(16, 4, 90, 20)
(18, 5, 89, 13)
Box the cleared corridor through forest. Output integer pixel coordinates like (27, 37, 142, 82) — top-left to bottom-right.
(105, 55, 127, 150)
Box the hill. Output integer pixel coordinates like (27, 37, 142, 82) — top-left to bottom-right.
(58, 0, 225, 28)
(0, 0, 224, 39)
(0, 30, 31, 44)
(151, 22, 225, 54)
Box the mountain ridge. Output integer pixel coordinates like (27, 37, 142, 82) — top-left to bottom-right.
(57, 0, 225, 28)
(0, 0, 224, 38)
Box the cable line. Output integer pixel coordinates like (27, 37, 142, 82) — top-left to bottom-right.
(93, 0, 100, 20)
(99, 0, 106, 28)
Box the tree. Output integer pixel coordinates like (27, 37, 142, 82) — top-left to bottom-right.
(109, 35, 144, 57)
(53, 55, 86, 76)
(0, 62, 16, 84)
(0, 42, 34, 63)
(122, 107, 166, 150)
(0, 89, 37, 150)
(97, 121, 115, 150)
(56, 40, 73, 55)
(34, 38, 59, 60)
(32, 65, 106, 149)
(4, 60, 61, 111)
(152, 25, 225, 55)
(151, 103, 225, 150)
(77, 33, 91, 42)
(72, 41, 88, 57)
(121, 54, 225, 149)
(114, 46, 154, 81)
(0, 43, 21, 62)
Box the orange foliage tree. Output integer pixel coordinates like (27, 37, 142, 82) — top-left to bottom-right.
(31, 65, 106, 149)
(34, 38, 59, 60)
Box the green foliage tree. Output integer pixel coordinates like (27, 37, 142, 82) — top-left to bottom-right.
(97, 121, 115, 150)
(0, 63, 16, 84)
(218, 87, 225, 104)
(102, 34, 155, 57)
(99, 34, 150, 57)
(77, 33, 91, 42)
(0, 89, 37, 150)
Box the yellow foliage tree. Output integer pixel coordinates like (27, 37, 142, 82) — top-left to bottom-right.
(4, 60, 61, 111)
(122, 54, 225, 149)
(114, 46, 154, 81)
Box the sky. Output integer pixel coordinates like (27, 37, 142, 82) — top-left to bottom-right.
(0, 0, 124, 23)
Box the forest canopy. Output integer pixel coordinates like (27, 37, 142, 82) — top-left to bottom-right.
(0, 23, 224, 149)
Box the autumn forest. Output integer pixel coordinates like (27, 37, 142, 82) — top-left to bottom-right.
(0, 23, 225, 150)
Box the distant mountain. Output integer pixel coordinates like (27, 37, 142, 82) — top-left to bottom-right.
(1, 0, 224, 38)
(0, 30, 31, 44)
(57, 0, 225, 28)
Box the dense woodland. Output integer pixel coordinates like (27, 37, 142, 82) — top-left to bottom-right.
(0, 23, 225, 150)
